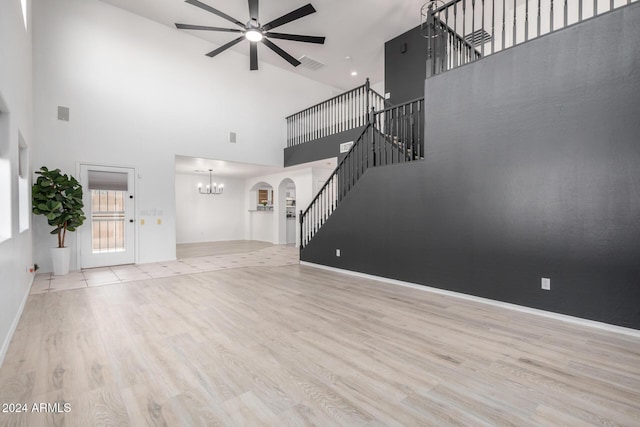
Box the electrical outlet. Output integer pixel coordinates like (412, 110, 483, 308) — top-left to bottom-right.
(336, 249, 341, 257)
(541, 277, 551, 290)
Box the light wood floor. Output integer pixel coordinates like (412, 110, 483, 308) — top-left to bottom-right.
(1, 253, 640, 426)
(176, 240, 275, 259)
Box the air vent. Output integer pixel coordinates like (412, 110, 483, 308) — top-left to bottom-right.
(298, 55, 325, 71)
(463, 30, 492, 46)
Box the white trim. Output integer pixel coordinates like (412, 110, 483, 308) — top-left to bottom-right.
(0, 275, 33, 367)
(300, 261, 640, 339)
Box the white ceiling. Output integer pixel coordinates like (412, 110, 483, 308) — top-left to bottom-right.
(175, 155, 336, 178)
(98, 0, 426, 90)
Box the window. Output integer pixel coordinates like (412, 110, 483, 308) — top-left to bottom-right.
(20, 0, 28, 30)
(88, 170, 128, 253)
(18, 132, 29, 232)
(0, 105, 11, 242)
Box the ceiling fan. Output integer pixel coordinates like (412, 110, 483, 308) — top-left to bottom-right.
(175, 0, 326, 70)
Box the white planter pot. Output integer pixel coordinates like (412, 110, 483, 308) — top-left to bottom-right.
(51, 247, 71, 276)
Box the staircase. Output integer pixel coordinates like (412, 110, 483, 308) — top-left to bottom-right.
(295, 0, 638, 253)
(299, 97, 425, 250)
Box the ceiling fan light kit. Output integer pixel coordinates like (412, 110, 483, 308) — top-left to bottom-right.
(175, 0, 326, 70)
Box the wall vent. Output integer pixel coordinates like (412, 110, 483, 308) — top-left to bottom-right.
(463, 30, 492, 46)
(57, 106, 70, 121)
(298, 55, 325, 71)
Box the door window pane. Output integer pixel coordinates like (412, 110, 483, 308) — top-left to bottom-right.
(91, 190, 125, 253)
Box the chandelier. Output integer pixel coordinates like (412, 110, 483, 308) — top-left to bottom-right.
(197, 169, 224, 195)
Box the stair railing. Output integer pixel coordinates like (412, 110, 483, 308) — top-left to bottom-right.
(424, 0, 638, 77)
(286, 78, 387, 147)
(300, 97, 425, 250)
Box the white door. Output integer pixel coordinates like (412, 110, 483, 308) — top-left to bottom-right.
(80, 164, 135, 268)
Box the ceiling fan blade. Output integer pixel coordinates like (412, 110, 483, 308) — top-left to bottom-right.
(185, 0, 245, 28)
(261, 38, 301, 67)
(262, 4, 316, 31)
(265, 32, 325, 44)
(206, 36, 245, 58)
(175, 23, 243, 33)
(248, 0, 259, 21)
(250, 42, 258, 70)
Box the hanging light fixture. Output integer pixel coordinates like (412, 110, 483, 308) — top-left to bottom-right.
(197, 169, 224, 195)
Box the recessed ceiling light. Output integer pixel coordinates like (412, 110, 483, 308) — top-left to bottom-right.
(351, 71, 358, 76)
(345, 55, 352, 60)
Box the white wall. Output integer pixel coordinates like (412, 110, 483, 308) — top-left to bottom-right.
(0, 0, 34, 365)
(32, 0, 337, 271)
(175, 173, 245, 244)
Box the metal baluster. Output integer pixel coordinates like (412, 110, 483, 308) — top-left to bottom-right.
(481, 0, 485, 57)
(322, 101, 326, 138)
(564, 0, 568, 27)
(403, 105, 408, 162)
(462, 0, 466, 64)
(323, 189, 326, 224)
(525, 0, 529, 41)
(348, 91, 352, 130)
(358, 87, 362, 127)
(513, 0, 517, 46)
(502, 0, 506, 50)
(538, 0, 542, 36)
(339, 95, 343, 133)
(312, 106, 315, 140)
(409, 102, 414, 160)
(345, 93, 348, 133)
(491, 0, 495, 54)
(579, 0, 583, 21)
(453, 4, 458, 68)
(610, 0, 614, 11)
(335, 98, 339, 134)
(387, 111, 391, 166)
(594, 0, 597, 17)
(418, 101, 422, 158)
(472, 0, 476, 59)
(551, 0, 554, 32)
(444, 7, 450, 71)
(393, 109, 397, 165)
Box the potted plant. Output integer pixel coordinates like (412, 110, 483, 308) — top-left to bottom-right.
(32, 166, 86, 275)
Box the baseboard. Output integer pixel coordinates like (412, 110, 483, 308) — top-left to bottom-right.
(0, 274, 34, 368)
(299, 261, 640, 339)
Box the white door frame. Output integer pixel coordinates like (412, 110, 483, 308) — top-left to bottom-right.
(76, 162, 138, 269)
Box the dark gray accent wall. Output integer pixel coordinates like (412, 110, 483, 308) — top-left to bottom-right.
(301, 4, 640, 329)
(384, 26, 429, 106)
(284, 126, 366, 167)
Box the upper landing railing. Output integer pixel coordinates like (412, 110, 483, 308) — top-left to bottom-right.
(423, 0, 638, 76)
(286, 79, 387, 147)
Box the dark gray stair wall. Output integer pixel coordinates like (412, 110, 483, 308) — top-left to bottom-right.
(384, 25, 429, 106)
(300, 4, 640, 329)
(284, 126, 366, 167)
